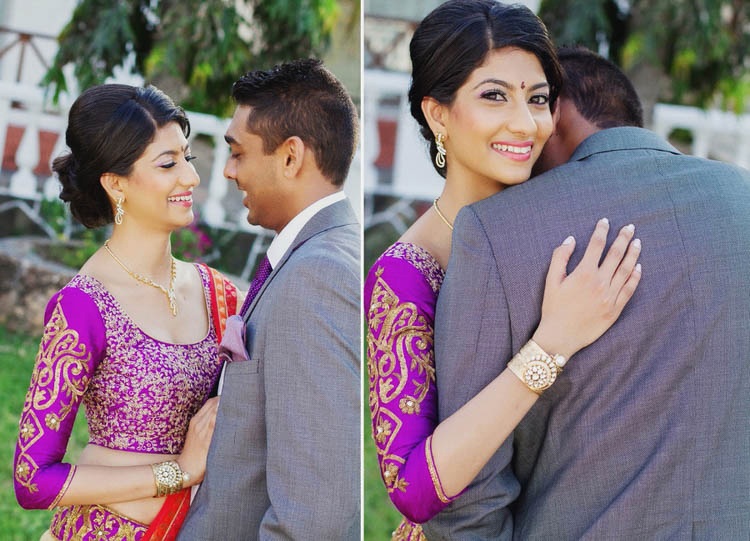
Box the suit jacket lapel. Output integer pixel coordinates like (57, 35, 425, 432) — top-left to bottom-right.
(242, 199, 358, 321)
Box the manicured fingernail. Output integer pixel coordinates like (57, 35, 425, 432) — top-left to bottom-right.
(635, 263, 642, 273)
(632, 238, 641, 249)
(600, 217, 609, 225)
(562, 235, 575, 245)
(624, 223, 635, 233)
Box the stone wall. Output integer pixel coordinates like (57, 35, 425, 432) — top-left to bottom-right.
(0, 237, 75, 335)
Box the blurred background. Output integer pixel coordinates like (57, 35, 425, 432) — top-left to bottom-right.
(362, 0, 748, 538)
(0, 1, 359, 538)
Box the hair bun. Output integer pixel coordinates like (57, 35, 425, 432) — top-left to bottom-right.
(52, 152, 79, 202)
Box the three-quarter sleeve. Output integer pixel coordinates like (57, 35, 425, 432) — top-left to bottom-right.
(14, 287, 105, 509)
(365, 250, 456, 524)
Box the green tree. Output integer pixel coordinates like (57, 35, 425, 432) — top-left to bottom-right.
(44, 0, 346, 116)
(539, 0, 749, 113)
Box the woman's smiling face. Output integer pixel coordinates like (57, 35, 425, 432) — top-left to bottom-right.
(438, 47, 554, 193)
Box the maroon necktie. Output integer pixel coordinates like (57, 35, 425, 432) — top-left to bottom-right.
(239, 255, 272, 316)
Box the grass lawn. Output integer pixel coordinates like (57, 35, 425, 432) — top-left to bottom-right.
(0, 326, 88, 540)
(364, 433, 404, 540)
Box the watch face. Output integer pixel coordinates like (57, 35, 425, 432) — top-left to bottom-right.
(522, 356, 558, 391)
(156, 464, 178, 485)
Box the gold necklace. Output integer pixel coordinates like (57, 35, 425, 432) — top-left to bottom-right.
(432, 197, 454, 231)
(104, 240, 178, 316)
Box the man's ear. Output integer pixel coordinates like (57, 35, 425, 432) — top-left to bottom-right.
(279, 136, 306, 178)
(100, 172, 127, 203)
(421, 96, 449, 139)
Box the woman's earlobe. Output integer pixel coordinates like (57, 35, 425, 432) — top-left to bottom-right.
(100, 173, 127, 202)
(421, 96, 448, 133)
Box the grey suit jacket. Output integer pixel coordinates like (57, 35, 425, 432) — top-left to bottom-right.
(424, 128, 750, 540)
(179, 199, 361, 540)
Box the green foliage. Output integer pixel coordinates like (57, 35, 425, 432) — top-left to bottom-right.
(171, 220, 213, 262)
(37, 198, 107, 269)
(38, 197, 70, 238)
(539, 0, 750, 111)
(44, 0, 344, 115)
(0, 327, 89, 539)
(43, 0, 150, 102)
(40, 230, 102, 269)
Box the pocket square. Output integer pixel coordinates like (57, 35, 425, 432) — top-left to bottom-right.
(218, 315, 249, 362)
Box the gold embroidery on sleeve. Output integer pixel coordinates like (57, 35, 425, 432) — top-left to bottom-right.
(15, 295, 91, 495)
(48, 465, 77, 510)
(392, 519, 427, 541)
(425, 435, 451, 503)
(367, 266, 436, 496)
(382, 462, 409, 493)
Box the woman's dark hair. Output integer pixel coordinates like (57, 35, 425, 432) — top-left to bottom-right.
(52, 84, 190, 228)
(408, 0, 563, 177)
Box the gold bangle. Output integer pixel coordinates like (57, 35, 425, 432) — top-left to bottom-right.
(507, 339, 567, 395)
(151, 460, 184, 497)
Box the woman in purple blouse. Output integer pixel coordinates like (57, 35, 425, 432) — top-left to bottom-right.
(365, 2, 643, 539)
(13, 84, 238, 541)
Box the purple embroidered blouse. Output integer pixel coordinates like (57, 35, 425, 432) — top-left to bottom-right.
(14, 265, 223, 510)
(365, 242, 456, 526)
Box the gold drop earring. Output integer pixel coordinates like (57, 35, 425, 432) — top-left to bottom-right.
(435, 133, 447, 169)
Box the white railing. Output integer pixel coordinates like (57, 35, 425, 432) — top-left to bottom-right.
(652, 103, 750, 170)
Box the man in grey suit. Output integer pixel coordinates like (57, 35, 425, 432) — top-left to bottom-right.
(179, 59, 360, 540)
(424, 47, 750, 539)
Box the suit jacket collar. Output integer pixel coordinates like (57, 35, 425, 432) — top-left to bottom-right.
(282, 197, 358, 267)
(243, 198, 358, 321)
(571, 127, 681, 163)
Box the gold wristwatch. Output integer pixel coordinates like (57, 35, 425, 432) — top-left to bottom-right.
(151, 460, 186, 497)
(507, 340, 567, 394)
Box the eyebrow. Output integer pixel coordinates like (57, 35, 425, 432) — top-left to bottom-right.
(224, 134, 238, 145)
(152, 145, 190, 161)
(473, 79, 550, 91)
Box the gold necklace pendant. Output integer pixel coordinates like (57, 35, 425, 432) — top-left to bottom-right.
(104, 240, 178, 316)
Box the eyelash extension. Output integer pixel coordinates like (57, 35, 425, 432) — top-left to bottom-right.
(480, 89, 507, 101)
(161, 155, 197, 169)
(530, 94, 550, 105)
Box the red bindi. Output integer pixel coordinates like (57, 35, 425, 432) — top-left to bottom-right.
(521, 81, 526, 90)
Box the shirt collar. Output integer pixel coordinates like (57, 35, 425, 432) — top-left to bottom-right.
(266, 191, 346, 268)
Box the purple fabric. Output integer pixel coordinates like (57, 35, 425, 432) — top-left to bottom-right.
(365, 242, 456, 524)
(218, 315, 248, 363)
(239, 255, 272, 316)
(50, 503, 148, 541)
(14, 265, 224, 510)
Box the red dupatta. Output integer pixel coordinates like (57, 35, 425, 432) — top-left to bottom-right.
(141, 264, 238, 541)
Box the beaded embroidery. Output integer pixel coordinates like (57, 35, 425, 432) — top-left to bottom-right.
(15, 297, 90, 497)
(73, 266, 221, 454)
(367, 243, 445, 501)
(383, 243, 444, 294)
(50, 504, 148, 541)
